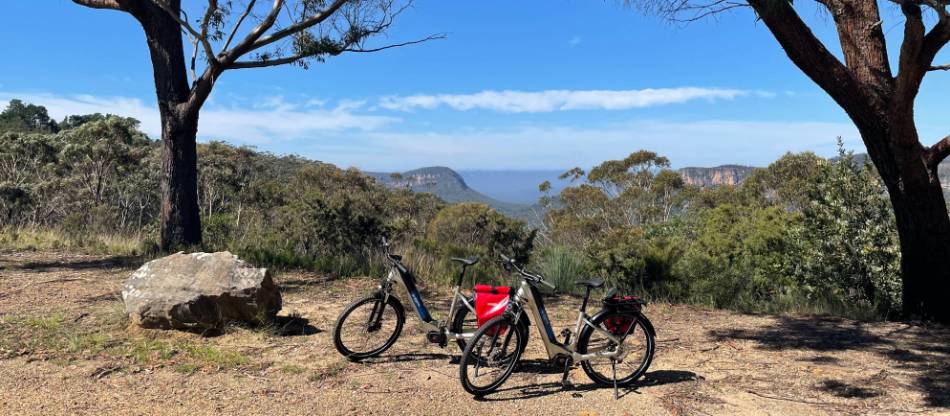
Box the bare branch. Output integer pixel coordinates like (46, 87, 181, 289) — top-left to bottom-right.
(926, 134, 950, 169)
(71, 0, 122, 10)
(343, 33, 446, 53)
(247, 0, 350, 52)
(222, 0, 257, 51)
(228, 54, 307, 69)
(220, 0, 285, 63)
(930, 63, 950, 70)
(231, 33, 443, 69)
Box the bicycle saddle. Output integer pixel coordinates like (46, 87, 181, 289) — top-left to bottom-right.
(575, 277, 605, 289)
(450, 256, 479, 266)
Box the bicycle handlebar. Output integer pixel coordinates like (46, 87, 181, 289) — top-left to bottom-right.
(499, 254, 555, 290)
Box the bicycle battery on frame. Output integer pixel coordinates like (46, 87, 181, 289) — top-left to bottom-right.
(398, 268, 433, 322)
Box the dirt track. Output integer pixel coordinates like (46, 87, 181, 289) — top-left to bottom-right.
(0, 251, 948, 415)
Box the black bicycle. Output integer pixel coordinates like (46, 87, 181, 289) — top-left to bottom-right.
(332, 238, 527, 360)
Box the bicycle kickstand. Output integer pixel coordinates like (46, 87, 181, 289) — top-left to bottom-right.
(560, 357, 573, 389)
(611, 359, 619, 400)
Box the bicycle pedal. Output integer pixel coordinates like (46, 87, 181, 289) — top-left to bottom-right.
(425, 331, 447, 347)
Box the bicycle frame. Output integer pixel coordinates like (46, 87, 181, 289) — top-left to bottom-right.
(379, 264, 476, 341)
(508, 279, 627, 362)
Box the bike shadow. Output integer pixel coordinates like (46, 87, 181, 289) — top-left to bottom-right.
(361, 352, 453, 364)
(474, 369, 701, 401)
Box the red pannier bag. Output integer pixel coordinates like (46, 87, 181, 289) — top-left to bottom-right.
(603, 315, 635, 335)
(474, 284, 512, 333)
(602, 294, 643, 335)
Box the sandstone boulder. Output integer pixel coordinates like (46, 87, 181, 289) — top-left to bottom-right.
(122, 252, 281, 330)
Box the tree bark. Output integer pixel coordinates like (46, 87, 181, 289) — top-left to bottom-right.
(869, 125, 950, 322)
(159, 110, 201, 250)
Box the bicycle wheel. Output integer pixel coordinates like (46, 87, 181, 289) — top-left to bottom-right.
(332, 294, 405, 361)
(576, 311, 655, 386)
(458, 314, 526, 396)
(449, 296, 478, 351)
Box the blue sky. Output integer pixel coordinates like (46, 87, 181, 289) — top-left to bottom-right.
(2, 0, 949, 171)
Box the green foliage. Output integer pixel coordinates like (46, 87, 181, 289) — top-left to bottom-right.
(426, 203, 535, 262)
(532, 244, 590, 294)
(539, 146, 903, 319)
(544, 151, 688, 247)
(420, 202, 536, 283)
(0, 99, 59, 133)
(791, 144, 902, 315)
(675, 204, 801, 310)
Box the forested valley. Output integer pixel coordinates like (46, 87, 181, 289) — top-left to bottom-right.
(0, 98, 909, 320)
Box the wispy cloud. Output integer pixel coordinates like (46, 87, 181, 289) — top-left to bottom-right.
(377, 87, 762, 113)
(0, 92, 399, 142)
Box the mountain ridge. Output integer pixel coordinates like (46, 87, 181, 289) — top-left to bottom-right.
(367, 167, 539, 221)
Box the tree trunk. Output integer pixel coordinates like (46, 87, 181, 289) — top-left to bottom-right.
(129, 0, 203, 250)
(863, 122, 950, 322)
(886, 163, 950, 322)
(159, 111, 201, 250)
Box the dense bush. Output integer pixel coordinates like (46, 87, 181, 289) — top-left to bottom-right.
(540, 146, 907, 319)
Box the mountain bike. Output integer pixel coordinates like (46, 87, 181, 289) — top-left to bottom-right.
(332, 238, 527, 361)
(458, 255, 656, 398)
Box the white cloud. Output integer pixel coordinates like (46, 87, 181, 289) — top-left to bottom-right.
(377, 87, 758, 113)
(0, 92, 399, 142)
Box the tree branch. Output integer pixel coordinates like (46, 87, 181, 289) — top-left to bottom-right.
(343, 34, 446, 53)
(746, 0, 874, 123)
(930, 63, 950, 71)
(220, 0, 284, 64)
(247, 0, 350, 52)
(228, 54, 306, 69)
(926, 134, 950, 169)
(891, 0, 950, 107)
(230, 33, 444, 69)
(72, 0, 122, 10)
(222, 0, 257, 51)
(894, 2, 927, 105)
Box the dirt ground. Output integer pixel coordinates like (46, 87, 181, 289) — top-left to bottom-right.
(0, 251, 948, 415)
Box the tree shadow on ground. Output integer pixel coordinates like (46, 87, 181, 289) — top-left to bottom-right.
(708, 315, 950, 408)
(474, 369, 700, 402)
(818, 379, 882, 399)
(6, 255, 144, 272)
(275, 274, 337, 294)
(271, 315, 320, 336)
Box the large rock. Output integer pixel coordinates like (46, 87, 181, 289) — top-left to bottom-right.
(122, 252, 281, 330)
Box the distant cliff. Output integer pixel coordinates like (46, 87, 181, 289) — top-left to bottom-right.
(678, 165, 756, 187)
(367, 167, 538, 221)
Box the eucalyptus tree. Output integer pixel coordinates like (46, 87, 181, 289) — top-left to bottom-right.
(73, 0, 439, 249)
(547, 151, 688, 246)
(631, 0, 950, 321)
